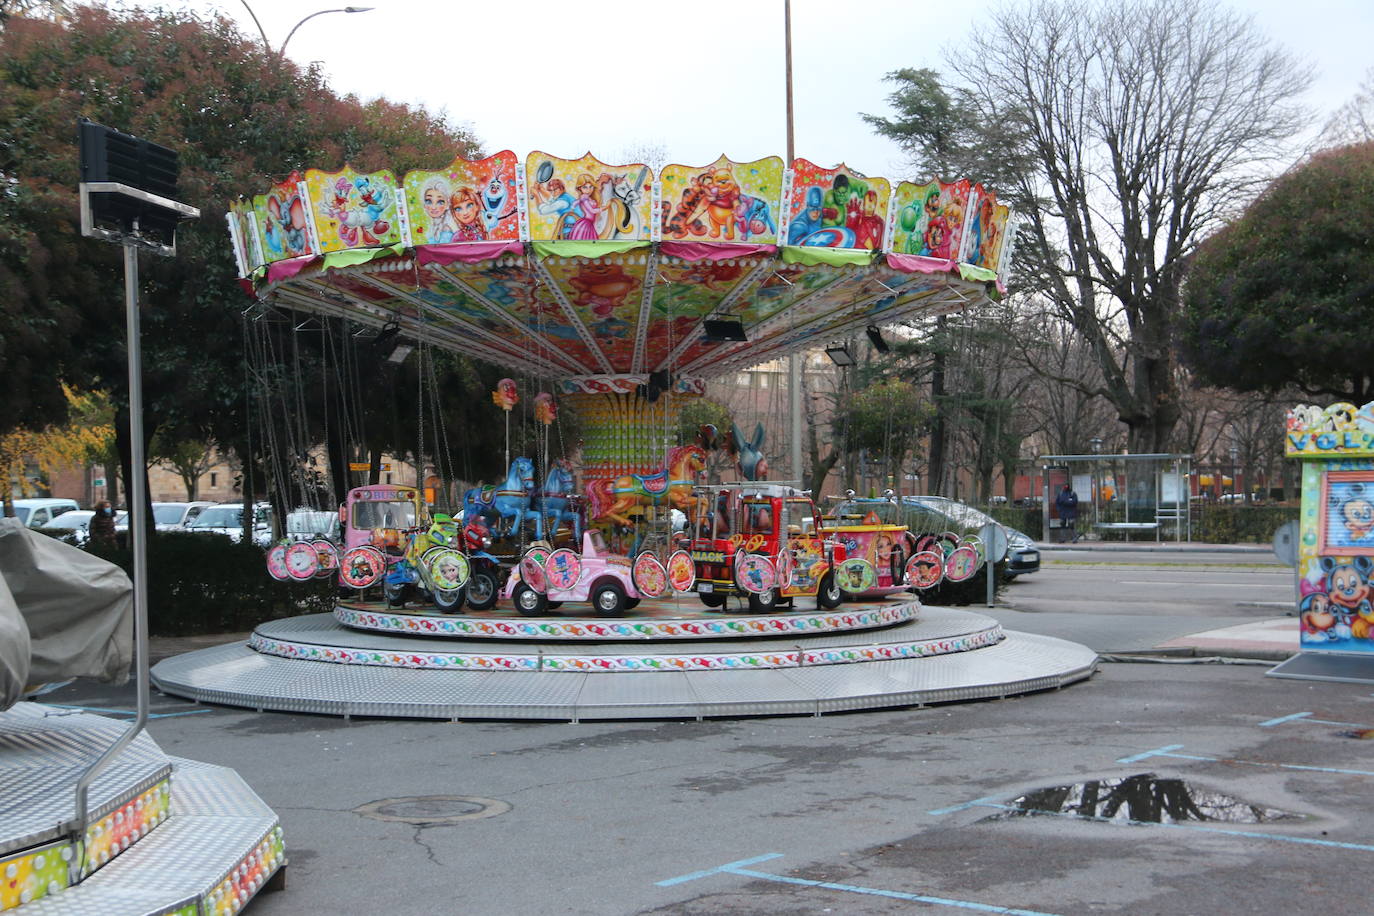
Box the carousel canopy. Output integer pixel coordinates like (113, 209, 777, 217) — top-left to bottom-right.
(228, 151, 1014, 383)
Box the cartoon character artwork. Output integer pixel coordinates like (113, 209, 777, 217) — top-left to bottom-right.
(659, 156, 784, 245)
(229, 200, 265, 275)
(785, 159, 890, 251)
(401, 152, 521, 245)
(253, 173, 314, 262)
(905, 551, 945, 590)
(734, 552, 777, 596)
(1322, 473, 1374, 553)
(304, 166, 402, 252)
(666, 549, 696, 592)
(632, 552, 669, 598)
(963, 188, 1012, 270)
(944, 545, 980, 583)
(568, 263, 637, 318)
(340, 545, 387, 589)
(525, 152, 652, 242)
(891, 179, 971, 261)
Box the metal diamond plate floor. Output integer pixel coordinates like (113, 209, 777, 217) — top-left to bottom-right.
(152, 608, 1099, 721)
(0, 705, 172, 856)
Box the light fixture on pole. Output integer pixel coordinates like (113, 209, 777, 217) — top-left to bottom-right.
(1089, 437, 1103, 454)
(239, 2, 374, 62)
(824, 344, 855, 367)
(865, 325, 890, 353)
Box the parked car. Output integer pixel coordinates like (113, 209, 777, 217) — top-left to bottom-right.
(10, 498, 81, 529)
(115, 501, 218, 533)
(40, 508, 126, 546)
(1004, 526, 1041, 579)
(285, 508, 341, 542)
(185, 503, 274, 546)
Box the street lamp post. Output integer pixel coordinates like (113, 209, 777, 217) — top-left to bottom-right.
(238, 2, 373, 62)
(1228, 444, 1240, 502)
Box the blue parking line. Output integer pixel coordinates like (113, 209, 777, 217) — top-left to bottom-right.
(1117, 744, 1374, 777)
(1116, 744, 1184, 763)
(1259, 712, 1369, 729)
(935, 800, 1374, 853)
(656, 853, 783, 887)
(658, 854, 1060, 915)
(929, 795, 1000, 816)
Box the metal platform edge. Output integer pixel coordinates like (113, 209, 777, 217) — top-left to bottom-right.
(152, 632, 1099, 722)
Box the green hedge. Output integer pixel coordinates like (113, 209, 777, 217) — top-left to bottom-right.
(84, 533, 335, 636)
(1192, 505, 1298, 545)
(988, 507, 1042, 540)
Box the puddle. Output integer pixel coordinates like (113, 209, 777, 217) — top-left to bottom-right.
(985, 773, 1302, 825)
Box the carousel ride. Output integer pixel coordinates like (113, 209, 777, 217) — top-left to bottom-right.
(152, 150, 1096, 720)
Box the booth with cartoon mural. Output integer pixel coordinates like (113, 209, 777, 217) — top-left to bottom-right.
(1271, 403, 1374, 683)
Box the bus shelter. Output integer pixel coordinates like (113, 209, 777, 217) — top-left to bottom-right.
(1038, 454, 1192, 543)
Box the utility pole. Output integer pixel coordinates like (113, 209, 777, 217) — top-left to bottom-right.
(785, 0, 804, 487)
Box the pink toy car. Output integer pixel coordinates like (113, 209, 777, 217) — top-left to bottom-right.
(502, 529, 643, 617)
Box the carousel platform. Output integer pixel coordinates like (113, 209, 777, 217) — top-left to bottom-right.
(331, 595, 920, 640)
(151, 602, 1098, 721)
(0, 703, 284, 914)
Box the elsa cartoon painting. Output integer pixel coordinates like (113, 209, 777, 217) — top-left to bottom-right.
(421, 177, 455, 243)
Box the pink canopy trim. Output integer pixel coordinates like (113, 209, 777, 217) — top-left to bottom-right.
(659, 241, 778, 262)
(886, 253, 957, 275)
(416, 241, 525, 266)
(265, 255, 321, 284)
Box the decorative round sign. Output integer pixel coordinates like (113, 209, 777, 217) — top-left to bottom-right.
(914, 533, 940, 555)
(312, 539, 339, 579)
(284, 541, 319, 580)
(666, 549, 695, 592)
(837, 558, 877, 594)
(339, 545, 386, 589)
(944, 545, 980, 582)
(734, 552, 777, 595)
(979, 522, 1010, 564)
(423, 547, 469, 591)
(775, 549, 795, 590)
(524, 545, 552, 567)
(266, 544, 291, 581)
(938, 532, 962, 557)
(519, 552, 549, 594)
(544, 548, 582, 591)
(962, 535, 986, 565)
(632, 552, 669, 598)
(905, 551, 945, 590)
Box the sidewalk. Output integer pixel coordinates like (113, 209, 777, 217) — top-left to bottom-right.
(1038, 540, 1273, 554)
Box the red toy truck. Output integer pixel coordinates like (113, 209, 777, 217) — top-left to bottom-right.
(688, 483, 847, 613)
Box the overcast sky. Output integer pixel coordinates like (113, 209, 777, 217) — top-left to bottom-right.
(154, 0, 1371, 180)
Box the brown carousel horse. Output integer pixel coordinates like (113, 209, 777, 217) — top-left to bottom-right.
(584, 445, 706, 528)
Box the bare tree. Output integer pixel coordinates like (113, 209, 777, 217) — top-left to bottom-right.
(1320, 67, 1374, 147)
(869, 0, 1311, 453)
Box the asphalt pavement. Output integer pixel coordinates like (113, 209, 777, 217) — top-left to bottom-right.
(33, 540, 1374, 916)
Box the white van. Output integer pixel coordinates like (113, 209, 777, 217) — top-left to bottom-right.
(11, 498, 81, 529)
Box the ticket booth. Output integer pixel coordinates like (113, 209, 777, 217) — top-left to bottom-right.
(1269, 402, 1374, 684)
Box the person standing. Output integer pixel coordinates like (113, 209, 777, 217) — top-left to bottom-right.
(1055, 484, 1080, 542)
(90, 500, 116, 546)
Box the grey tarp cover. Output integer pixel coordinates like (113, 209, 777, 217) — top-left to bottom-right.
(0, 519, 132, 710)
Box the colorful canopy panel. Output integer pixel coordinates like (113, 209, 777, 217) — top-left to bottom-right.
(228, 152, 1013, 379)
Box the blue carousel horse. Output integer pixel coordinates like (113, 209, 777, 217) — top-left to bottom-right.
(463, 457, 535, 536)
(533, 459, 581, 542)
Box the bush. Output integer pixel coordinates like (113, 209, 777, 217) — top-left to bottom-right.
(85, 532, 335, 636)
(987, 507, 1042, 540)
(1192, 505, 1298, 545)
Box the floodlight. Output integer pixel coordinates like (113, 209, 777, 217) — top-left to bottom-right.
(825, 344, 856, 367)
(703, 317, 747, 342)
(866, 325, 890, 353)
(387, 343, 414, 364)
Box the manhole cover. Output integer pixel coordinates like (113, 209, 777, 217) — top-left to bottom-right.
(984, 773, 1302, 825)
(354, 795, 511, 825)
